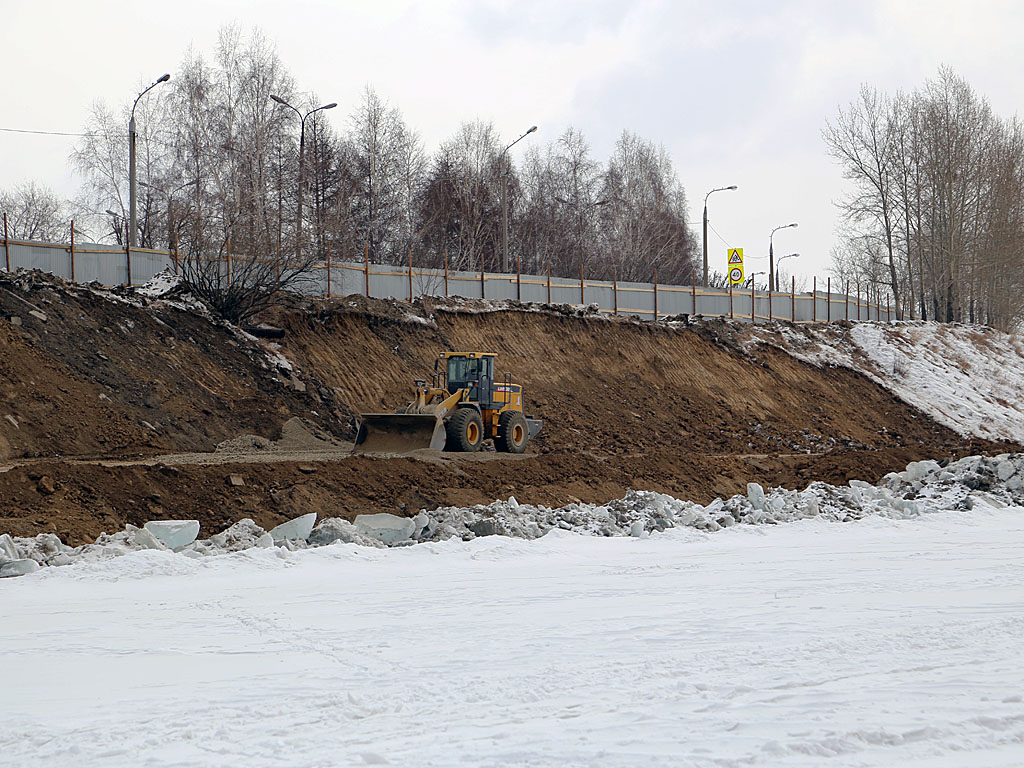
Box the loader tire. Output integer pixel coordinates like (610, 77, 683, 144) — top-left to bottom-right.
(447, 408, 484, 452)
(496, 411, 529, 454)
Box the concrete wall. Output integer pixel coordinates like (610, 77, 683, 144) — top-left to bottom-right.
(0, 237, 894, 323)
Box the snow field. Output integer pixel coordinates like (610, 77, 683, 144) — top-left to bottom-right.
(3, 506, 1024, 767)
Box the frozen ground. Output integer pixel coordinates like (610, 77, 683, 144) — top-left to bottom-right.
(3, 504, 1024, 767)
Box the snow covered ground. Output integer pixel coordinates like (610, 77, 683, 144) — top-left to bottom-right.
(755, 321, 1024, 444)
(3, 503, 1024, 767)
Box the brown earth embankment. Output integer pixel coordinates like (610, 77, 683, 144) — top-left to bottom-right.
(0, 275, 1013, 544)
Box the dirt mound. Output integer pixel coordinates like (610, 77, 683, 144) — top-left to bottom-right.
(0, 273, 1016, 544)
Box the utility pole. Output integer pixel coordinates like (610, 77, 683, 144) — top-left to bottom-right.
(271, 95, 337, 259)
(769, 222, 798, 294)
(129, 73, 170, 248)
(702, 185, 737, 285)
(500, 125, 537, 273)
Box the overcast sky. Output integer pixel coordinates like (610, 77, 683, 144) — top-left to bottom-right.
(2, 0, 1022, 284)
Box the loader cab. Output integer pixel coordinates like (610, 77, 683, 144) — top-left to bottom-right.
(441, 353, 495, 404)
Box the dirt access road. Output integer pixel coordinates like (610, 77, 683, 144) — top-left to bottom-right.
(0, 273, 1013, 544)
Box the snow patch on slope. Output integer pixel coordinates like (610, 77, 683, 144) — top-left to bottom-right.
(752, 321, 1024, 443)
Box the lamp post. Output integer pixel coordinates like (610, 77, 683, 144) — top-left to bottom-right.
(775, 252, 800, 290)
(500, 125, 537, 273)
(747, 271, 765, 289)
(702, 185, 737, 286)
(270, 95, 337, 259)
(129, 73, 170, 248)
(769, 222, 798, 294)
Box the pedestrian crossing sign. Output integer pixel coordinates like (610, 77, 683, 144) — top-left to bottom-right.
(728, 248, 743, 265)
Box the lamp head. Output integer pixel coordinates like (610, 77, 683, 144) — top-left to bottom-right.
(322, 102, 338, 110)
(270, 94, 286, 105)
(726, 185, 738, 190)
(527, 125, 538, 134)
(157, 73, 170, 83)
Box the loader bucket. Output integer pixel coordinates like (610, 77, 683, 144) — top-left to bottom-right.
(352, 413, 447, 454)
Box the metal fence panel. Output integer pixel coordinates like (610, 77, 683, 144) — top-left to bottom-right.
(0, 235, 894, 324)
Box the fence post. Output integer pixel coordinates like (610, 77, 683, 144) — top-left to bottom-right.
(845, 280, 850, 320)
(172, 231, 179, 274)
(364, 243, 370, 297)
(729, 283, 734, 320)
(751, 280, 755, 323)
(480, 254, 485, 300)
(444, 250, 449, 297)
(326, 241, 331, 298)
(827, 277, 831, 322)
(125, 222, 132, 286)
(517, 251, 522, 301)
(579, 263, 585, 305)
(546, 260, 551, 304)
(857, 281, 861, 321)
(69, 220, 76, 283)
(408, 248, 413, 302)
(812, 276, 816, 322)
(653, 268, 658, 321)
(3, 212, 9, 272)
(791, 275, 796, 322)
(226, 235, 232, 286)
(768, 282, 773, 321)
(613, 265, 618, 315)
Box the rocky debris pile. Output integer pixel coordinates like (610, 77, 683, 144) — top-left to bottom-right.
(3, 454, 1022, 577)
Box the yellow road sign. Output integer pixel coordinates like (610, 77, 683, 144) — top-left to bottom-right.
(729, 265, 744, 285)
(728, 248, 743, 265)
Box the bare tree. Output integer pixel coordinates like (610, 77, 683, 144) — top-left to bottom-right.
(824, 85, 904, 317)
(827, 68, 1024, 329)
(599, 131, 698, 283)
(0, 182, 70, 241)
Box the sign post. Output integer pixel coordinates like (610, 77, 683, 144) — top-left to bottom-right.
(727, 248, 744, 287)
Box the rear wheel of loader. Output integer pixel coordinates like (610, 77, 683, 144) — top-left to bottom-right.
(496, 411, 529, 453)
(447, 408, 484, 452)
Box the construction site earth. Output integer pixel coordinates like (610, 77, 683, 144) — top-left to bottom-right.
(0, 270, 1016, 546)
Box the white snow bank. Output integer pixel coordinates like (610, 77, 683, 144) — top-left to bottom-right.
(4, 453, 1023, 575)
(754, 321, 1024, 443)
(3, 505, 1024, 766)
(135, 268, 181, 298)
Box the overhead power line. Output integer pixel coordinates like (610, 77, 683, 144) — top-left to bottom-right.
(708, 221, 732, 249)
(0, 127, 102, 137)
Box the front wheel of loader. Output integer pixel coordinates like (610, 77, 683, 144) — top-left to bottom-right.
(496, 411, 529, 453)
(447, 408, 484, 452)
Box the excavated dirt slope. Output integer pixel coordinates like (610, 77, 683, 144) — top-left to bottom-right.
(0, 273, 1013, 544)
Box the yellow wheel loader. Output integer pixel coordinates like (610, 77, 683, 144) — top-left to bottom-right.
(353, 352, 542, 454)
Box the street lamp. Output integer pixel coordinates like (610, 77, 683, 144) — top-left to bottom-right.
(747, 271, 765, 289)
(500, 125, 537, 273)
(775, 252, 800, 290)
(271, 95, 337, 258)
(769, 222, 798, 293)
(129, 72, 170, 248)
(702, 185, 737, 286)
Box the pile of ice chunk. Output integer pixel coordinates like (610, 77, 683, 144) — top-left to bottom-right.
(3, 454, 1023, 576)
